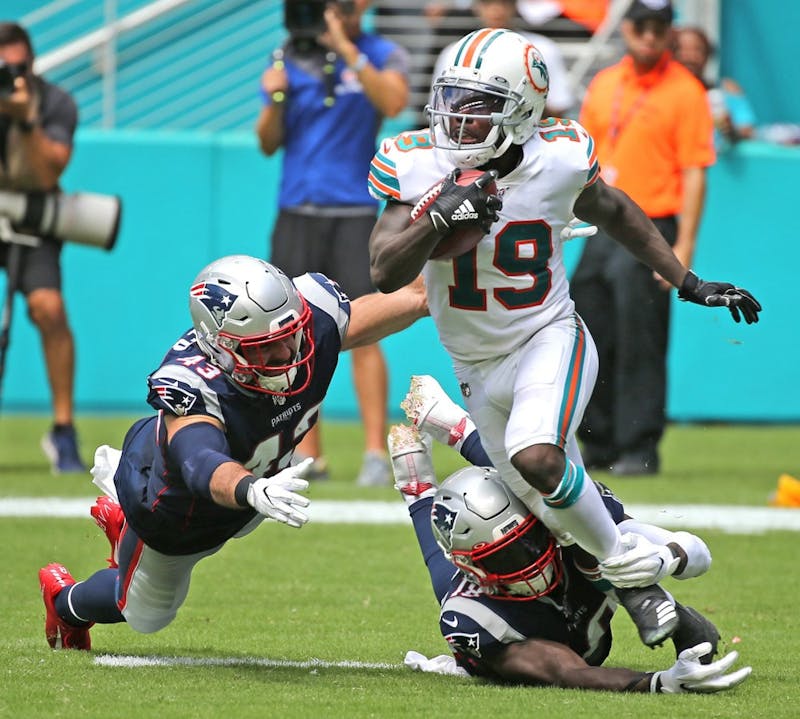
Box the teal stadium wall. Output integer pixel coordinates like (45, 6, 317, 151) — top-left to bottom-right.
(1, 132, 797, 421)
(1, 0, 798, 420)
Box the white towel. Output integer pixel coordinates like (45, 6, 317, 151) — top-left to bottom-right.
(403, 650, 470, 677)
(90, 445, 122, 501)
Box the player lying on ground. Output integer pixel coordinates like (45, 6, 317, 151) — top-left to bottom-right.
(387, 421, 750, 692)
(37, 255, 428, 650)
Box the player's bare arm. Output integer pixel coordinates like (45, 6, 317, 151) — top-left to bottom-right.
(574, 178, 761, 324)
(573, 178, 687, 288)
(343, 275, 429, 350)
(369, 201, 441, 292)
(488, 638, 653, 691)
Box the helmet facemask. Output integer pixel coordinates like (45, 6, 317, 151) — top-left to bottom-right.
(450, 513, 563, 601)
(216, 299, 315, 396)
(428, 80, 521, 168)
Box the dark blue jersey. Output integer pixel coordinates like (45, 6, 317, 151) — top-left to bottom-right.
(409, 490, 621, 682)
(439, 556, 616, 680)
(114, 273, 350, 555)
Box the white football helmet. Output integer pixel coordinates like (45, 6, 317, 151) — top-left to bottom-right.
(431, 466, 562, 600)
(428, 28, 549, 168)
(189, 255, 314, 396)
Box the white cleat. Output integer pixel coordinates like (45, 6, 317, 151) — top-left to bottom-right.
(387, 424, 437, 499)
(400, 375, 469, 448)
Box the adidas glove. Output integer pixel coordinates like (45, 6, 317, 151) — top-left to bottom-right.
(245, 458, 312, 528)
(427, 169, 502, 237)
(678, 271, 762, 324)
(651, 643, 752, 694)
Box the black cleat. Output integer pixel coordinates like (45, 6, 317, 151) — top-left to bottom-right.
(671, 603, 720, 664)
(616, 585, 679, 647)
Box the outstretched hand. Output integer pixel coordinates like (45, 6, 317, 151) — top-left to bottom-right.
(652, 642, 751, 694)
(246, 458, 312, 528)
(678, 271, 762, 324)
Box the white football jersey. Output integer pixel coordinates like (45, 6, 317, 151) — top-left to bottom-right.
(369, 119, 600, 363)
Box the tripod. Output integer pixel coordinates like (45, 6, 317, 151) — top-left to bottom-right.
(0, 217, 42, 411)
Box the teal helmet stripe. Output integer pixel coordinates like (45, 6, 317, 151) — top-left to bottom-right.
(452, 29, 508, 69)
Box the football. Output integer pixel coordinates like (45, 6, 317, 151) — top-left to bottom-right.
(409, 169, 498, 261)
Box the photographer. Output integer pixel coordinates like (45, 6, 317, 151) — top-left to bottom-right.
(256, 1, 410, 486)
(0, 21, 84, 473)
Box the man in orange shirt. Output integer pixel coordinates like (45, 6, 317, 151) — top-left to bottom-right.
(571, 0, 715, 475)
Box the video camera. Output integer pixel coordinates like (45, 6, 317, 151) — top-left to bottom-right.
(0, 60, 28, 98)
(284, 0, 328, 54)
(0, 190, 122, 250)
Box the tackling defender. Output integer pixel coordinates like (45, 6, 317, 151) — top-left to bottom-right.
(38, 254, 427, 649)
(367, 29, 761, 648)
(387, 420, 751, 692)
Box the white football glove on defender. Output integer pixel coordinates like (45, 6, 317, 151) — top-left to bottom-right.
(246, 458, 312, 528)
(560, 217, 598, 241)
(600, 532, 681, 588)
(652, 643, 752, 693)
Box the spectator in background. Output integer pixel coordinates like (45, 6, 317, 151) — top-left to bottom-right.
(256, 0, 410, 486)
(0, 22, 84, 473)
(431, 0, 576, 117)
(673, 26, 756, 147)
(571, 0, 715, 476)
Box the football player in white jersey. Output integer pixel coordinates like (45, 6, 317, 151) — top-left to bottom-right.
(367, 28, 761, 648)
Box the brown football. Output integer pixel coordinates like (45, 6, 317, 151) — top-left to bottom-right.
(409, 169, 498, 261)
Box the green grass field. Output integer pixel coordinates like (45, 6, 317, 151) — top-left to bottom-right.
(1, 416, 799, 718)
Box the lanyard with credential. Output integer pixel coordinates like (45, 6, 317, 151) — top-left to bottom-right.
(608, 81, 654, 151)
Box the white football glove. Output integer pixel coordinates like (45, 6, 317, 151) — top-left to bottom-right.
(246, 458, 312, 528)
(560, 217, 598, 241)
(600, 532, 680, 588)
(652, 642, 752, 694)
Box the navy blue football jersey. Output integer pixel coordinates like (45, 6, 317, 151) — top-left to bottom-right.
(438, 556, 616, 680)
(114, 273, 350, 555)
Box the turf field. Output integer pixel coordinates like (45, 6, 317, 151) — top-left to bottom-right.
(1, 416, 798, 718)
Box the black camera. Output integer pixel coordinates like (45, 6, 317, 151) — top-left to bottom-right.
(0, 60, 27, 98)
(284, 0, 328, 53)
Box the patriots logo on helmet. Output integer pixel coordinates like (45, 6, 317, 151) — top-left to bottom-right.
(151, 379, 197, 416)
(190, 282, 238, 328)
(432, 502, 459, 550)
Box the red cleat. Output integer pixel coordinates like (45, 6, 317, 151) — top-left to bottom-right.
(38, 563, 92, 650)
(90, 496, 124, 568)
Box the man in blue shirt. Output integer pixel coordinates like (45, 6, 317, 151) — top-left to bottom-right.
(257, 0, 410, 486)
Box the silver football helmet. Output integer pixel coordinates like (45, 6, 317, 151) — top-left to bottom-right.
(427, 29, 549, 168)
(189, 255, 314, 396)
(431, 466, 562, 600)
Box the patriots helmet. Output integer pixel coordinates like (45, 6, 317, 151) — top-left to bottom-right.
(189, 255, 314, 396)
(431, 466, 562, 600)
(427, 28, 549, 168)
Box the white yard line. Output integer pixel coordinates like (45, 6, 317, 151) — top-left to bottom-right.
(94, 654, 401, 670)
(1, 497, 799, 532)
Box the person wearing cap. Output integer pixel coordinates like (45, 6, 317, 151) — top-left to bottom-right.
(570, 0, 716, 476)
